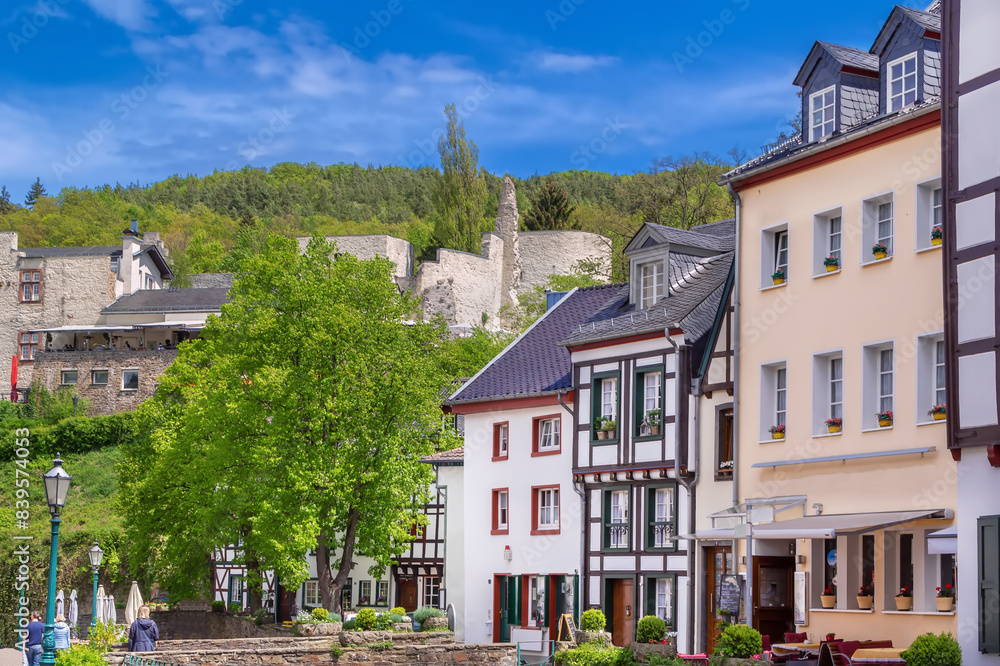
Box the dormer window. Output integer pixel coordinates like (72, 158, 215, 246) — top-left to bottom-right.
(888, 54, 917, 112)
(640, 261, 664, 309)
(809, 86, 836, 141)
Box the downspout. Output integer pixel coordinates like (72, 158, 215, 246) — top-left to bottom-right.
(559, 387, 585, 614)
(666, 331, 695, 652)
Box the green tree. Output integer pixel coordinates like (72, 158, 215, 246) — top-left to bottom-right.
(523, 182, 577, 231)
(433, 105, 489, 253)
(25, 177, 46, 209)
(0, 186, 15, 215)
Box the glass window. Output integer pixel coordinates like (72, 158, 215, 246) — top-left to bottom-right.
(644, 371, 661, 416)
(655, 579, 672, 623)
(932, 188, 943, 228)
(528, 576, 546, 625)
(935, 340, 946, 407)
(110, 257, 119, 274)
(608, 490, 629, 549)
(60, 370, 78, 386)
(92, 370, 109, 385)
(889, 54, 918, 111)
(830, 357, 843, 421)
(423, 577, 440, 608)
(122, 369, 139, 390)
(359, 580, 372, 606)
(304, 580, 321, 607)
(650, 487, 675, 549)
(496, 423, 508, 458)
(824, 539, 837, 594)
(717, 408, 734, 476)
(495, 490, 508, 531)
(538, 418, 560, 451)
(877, 202, 894, 254)
(758, 566, 790, 609)
(829, 217, 842, 263)
(20, 270, 41, 303)
(776, 367, 787, 427)
(538, 488, 560, 530)
(774, 231, 789, 278)
(341, 578, 352, 610)
(899, 534, 914, 592)
(879, 349, 894, 414)
(601, 377, 617, 420)
(19, 332, 39, 361)
(810, 87, 836, 141)
(229, 575, 243, 605)
(376, 580, 389, 606)
(640, 261, 664, 309)
(863, 535, 876, 594)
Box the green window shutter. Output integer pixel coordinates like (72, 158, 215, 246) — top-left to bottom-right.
(573, 575, 580, 623)
(512, 576, 521, 626)
(592, 378, 601, 439)
(645, 577, 656, 618)
(543, 576, 551, 626)
(646, 487, 654, 549)
(603, 490, 611, 549)
(980, 516, 1000, 654)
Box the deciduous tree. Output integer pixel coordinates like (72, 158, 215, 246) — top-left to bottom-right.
(433, 104, 489, 253)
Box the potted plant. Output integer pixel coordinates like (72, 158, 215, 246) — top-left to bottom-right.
(604, 419, 618, 440)
(771, 270, 785, 286)
(595, 417, 608, 440)
(935, 584, 955, 612)
(929, 404, 946, 421)
(646, 409, 662, 435)
(895, 586, 912, 611)
(826, 633, 837, 642)
(857, 584, 874, 610)
(769, 424, 786, 440)
(826, 417, 843, 434)
(872, 242, 889, 260)
(824, 256, 840, 273)
(931, 226, 943, 247)
(821, 586, 836, 609)
(877, 410, 893, 427)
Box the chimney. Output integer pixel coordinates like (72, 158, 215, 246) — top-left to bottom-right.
(121, 220, 141, 295)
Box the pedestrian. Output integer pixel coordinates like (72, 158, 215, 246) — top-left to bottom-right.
(127, 605, 158, 652)
(26, 611, 43, 666)
(52, 614, 70, 652)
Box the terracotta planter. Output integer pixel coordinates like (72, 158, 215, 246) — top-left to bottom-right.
(772, 277, 785, 286)
(936, 597, 954, 612)
(650, 425, 661, 435)
(606, 429, 616, 440)
(933, 412, 946, 421)
(857, 595, 873, 610)
(874, 251, 888, 260)
(932, 237, 943, 246)
(878, 418, 893, 428)
(894, 596, 912, 611)
(772, 432, 785, 440)
(827, 425, 841, 434)
(820, 595, 836, 609)
(597, 430, 608, 440)
(826, 264, 838, 272)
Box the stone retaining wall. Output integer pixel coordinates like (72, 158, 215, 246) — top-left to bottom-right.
(339, 630, 454, 646)
(148, 610, 288, 641)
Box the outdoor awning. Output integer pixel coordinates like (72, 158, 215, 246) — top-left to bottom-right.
(676, 528, 738, 541)
(927, 526, 958, 555)
(750, 509, 952, 540)
(132, 320, 207, 329)
(28, 324, 133, 333)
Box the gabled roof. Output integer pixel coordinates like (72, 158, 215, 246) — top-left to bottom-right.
(871, 5, 941, 55)
(444, 284, 623, 405)
(644, 220, 735, 253)
(136, 246, 174, 280)
(421, 447, 464, 466)
(794, 41, 879, 88)
(101, 287, 229, 314)
(559, 253, 734, 348)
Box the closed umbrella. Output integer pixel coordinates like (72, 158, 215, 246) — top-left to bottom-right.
(55, 590, 65, 618)
(95, 585, 106, 624)
(68, 590, 79, 628)
(11, 355, 18, 402)
(125, 582, 143, 625)
(104, 595, 116, 625)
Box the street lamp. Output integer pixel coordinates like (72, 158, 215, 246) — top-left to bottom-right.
(72, 395, 78, 417)
(88, 542, 104, 628)
(41, 456, 72, 666)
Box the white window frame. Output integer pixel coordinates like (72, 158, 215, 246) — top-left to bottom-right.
(358, 580, 372, 606)
(652, 488, 674, 549)
(809, 85, 836, 141)
(528, 575, 545, 625)
(422, 576, 440, 607)
(538, 488, 560, 530)
(775, 231, 789, 279)
(497, 423, 508, 457)
(304, 580, 321, 607)
(497, 490, 509, 530)
(91, 369, 109, 385)
(916, 178, 944, 251)
(759, 361, 788, 441)
(811, 350, 845, 436)
(862, 341, 894, 430)
(19, 332, 39, 361)
(110, 257, 119, 274)
(811, 207, 844, 276)
(644, 371, 662, 416)
(376, 580, 389, 605)
(776, 367, 787, 428)
(122, 368, 140, 390)
(538, 417, 561, 452)
(609, 489, 629, 550)
(888, 53, 918, 112)
(760, 223, 790, 288)
(862, 193, 895, 263)
(655, 578, 673, 623)
(145, 274, 155, 290)
(601, 377, 618, 421)
(20, 270, 41, 303)
(60, 370, 78, 386)
(830, 357, 844, 422)
(639, 261, 664, 309)
(878, 348, 894, 416)
(916, 333, 946, 424)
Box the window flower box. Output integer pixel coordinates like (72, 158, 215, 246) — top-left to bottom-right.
(929, 404, 946, 421)
(771, 270, 785, 286)
(935, 584, 954, 611)
(769, 425, 785, 440)
(931, 226, 943, 247)
(872, 242, 889, 260)
(894, 587, 912, 611)
(877, 410, 893, 428)
(821, 587, 836, 609)
(857, 585, 873, 610)
(826, 417, 842, 434)
(823, 256, 840, 273)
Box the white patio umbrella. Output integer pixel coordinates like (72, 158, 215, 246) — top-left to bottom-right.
(55, 590, 65, 618)
(125, 582, 143, 625)
(68, 590, 79, 628)
(95, 585, 107, 624)
(104, 595, 116, 625)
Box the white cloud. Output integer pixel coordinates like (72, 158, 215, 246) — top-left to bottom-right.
(80, 0, 155, 31)
(535, 51, 618, 74)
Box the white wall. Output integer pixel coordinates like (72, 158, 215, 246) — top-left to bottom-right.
(438, 463, 466, 641)
(958, 447, 1000, 666)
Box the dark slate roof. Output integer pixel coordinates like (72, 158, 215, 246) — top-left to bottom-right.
(817, 41, 879, 71)
(421, 447, 464, 465)
(101, 287, 229, 314)
(560, 253, 734, 348)
(21, 245, 120, 258)
(688, 218, 736, 238)
(898, 6, 941, 31)
(136, 246, 174, 280)
(445, 284, 623, 405)
(646, 222, 735, 253)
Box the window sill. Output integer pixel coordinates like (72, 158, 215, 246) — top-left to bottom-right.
(861, 255, 894, 267)
(915, 244, 943, 255)
(916, 419, 946, 426)
(808, 608, 874, 613)
(758, 438, 787, 444)
(530, 528, 560, 536)
(760, 282, 787, 292)
(812, 431, 842, 439)
(591, 438, 620, 446)
(634, 434, 663, 442)
(861, 425, 893, 433)
(812, 268, 841, 279)
(492, 455, 509, 462)
(491, 529, 509, 536)
(120, 389, 139, 393)
(531, 449, 561, 457)
(882, 610, 955, 616)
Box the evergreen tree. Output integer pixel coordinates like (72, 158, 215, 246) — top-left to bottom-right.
(0, 186, 14, 215)
(523, 182, 578, 231)
(25, 177, 46, 209)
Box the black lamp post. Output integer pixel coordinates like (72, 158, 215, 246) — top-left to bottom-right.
(88, 542, 104, 628)
(72, 394, 78, 417)
(40, 456, 72, 666)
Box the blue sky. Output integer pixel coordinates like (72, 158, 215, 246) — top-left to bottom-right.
(0, 0, 924, 199)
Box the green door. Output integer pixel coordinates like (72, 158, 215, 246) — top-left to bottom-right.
(498, 576, 511, 642)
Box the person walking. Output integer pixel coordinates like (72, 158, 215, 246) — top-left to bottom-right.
(127, 606, 158, 652)
(52, 614, 70, 652)
(26, 612, 43, 666)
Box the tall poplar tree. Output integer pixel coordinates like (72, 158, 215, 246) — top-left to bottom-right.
(432, 104, 489, 254)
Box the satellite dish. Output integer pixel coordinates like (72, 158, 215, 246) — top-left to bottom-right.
(446, 603, 456, 631)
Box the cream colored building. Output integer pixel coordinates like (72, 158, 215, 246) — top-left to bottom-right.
(719, 3, 956, 648)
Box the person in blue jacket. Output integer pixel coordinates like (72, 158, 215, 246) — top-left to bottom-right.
(52, 614, 70, 652)
(128, 606, 158, 652)
(25, 612, 43, 666)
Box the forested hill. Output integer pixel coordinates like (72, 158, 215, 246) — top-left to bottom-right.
(0, 157, 735, 283)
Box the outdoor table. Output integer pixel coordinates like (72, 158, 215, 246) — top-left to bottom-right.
(851, 648, 905, 663)
(772, 643, 822, 657)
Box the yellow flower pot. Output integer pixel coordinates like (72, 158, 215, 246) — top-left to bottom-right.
(878, 418, 893, 428)
(932, 237, 943, 246)
(828, 425, 841, 434)
(933, 412, 946, 421)
(895, 596, 912, 611)
(772, 277, 785, 286)
(857, 595, 873, 610)
(772, 432, 785, 440)
(936, 597, 954, 612)
(820, 595, 836, 609)
(874, 251, 888, 260)
(826, 264, 838, 272)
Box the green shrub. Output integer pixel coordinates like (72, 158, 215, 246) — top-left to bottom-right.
(413, 606, 445, 624)
(355, 608, 378, 631)
(636, 615, 666, 644)
(51, 413, 135, 454)
(211, 600, 226, 612)
(311, 607, 329, 621)
(331, 645, 344, 660)
(386, 613, 405, 624)
(553, 640, 635, 666)
(645, 656, 685, 666)
(580, 609, 607, 632)
(364, 641, 395, 651)
(55, 645, 106, 666)
(374, 613, 393, 631)
(719, 624, 762, 659)
(389, 606, 406, 615)
(329, 613, 342, 623)
(228, 603, 241, 612)
(87, 620, 126, 653)
(254, 615, 264, 626)
(343, 619, 357, 631)
(901, 632, 962, 666)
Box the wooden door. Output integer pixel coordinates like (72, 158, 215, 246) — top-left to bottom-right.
(752, 556, 794, 645)
(611, 579, 635, 647)
(398, 578, 418, 612)
(706, 546, 732, 655)
(276, 584, 292, 622)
